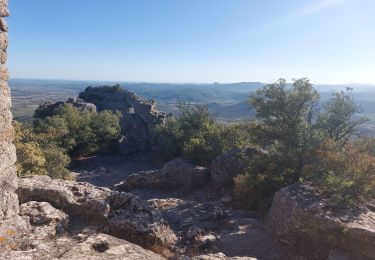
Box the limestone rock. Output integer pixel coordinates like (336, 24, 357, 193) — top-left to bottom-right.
(0, 233, 165, 260)
(211, 146, 266, 188)
(0, 5, 24, 242)
(34, 97, 97, 118)
(20, 201, 68, 229)
(265, 184, 375, 259)
(116, 157, 209, 192)
(79, 85, 166, 154)
(16, 176, 177, 251)
(59, 233, 165, 260)
(149, 198, 225, 250)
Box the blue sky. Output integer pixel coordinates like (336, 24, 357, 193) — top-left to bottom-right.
(8, 0, 375, 84)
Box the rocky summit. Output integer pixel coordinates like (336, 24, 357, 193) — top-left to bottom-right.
(79, 85, 167, 155)
(2, 2, 375, 259)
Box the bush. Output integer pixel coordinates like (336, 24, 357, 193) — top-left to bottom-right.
(153, 103, 253, 166)
(15, 141, 47, 177)
(43, 145, 71, 180)
(303, 139, 375, 205)
(33, 104, 121, 158)
(14, 104, 122, 179)
(234, 79, 370, 211)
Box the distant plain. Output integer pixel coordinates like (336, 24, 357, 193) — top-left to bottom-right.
(10, 78, 375, 135)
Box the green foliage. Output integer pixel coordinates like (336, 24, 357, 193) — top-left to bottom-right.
(303, 140, 375, 205)
(33, 104, 121, 157)
(235, 78, 370, 211)
(249, 78, 320, 184)
(43, 145, 71, 180)
(15, 141, 47, 177)
(14, 104, 121, 179)
(316, 88, 368, 145)
(153, 103, 253, 166)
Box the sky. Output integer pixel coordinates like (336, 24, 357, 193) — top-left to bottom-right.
(7, 0, 375, 84)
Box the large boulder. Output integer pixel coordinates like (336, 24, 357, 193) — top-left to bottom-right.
(16, 176, 177, 251)
(17, 175, 111, 221)
(265, 184, 375, 260)
(115, 157, 209, 192)
(211, 146, 266, 188)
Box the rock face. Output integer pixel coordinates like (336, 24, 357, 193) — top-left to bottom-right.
(34, 97, 97, 118)
(0, 0, 25, 244)
(79, 85, 166, 154)
(115, 157, 209, 192)
(211, 146, 266, 188)
(265, 184, 375, 259)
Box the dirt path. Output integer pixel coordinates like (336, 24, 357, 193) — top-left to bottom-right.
(72, 153, 158, 188)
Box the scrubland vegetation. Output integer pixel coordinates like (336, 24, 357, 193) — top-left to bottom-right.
(154, 78, 374, 210)
(14, 78, 375, 211)
(14, 104, 121, 179)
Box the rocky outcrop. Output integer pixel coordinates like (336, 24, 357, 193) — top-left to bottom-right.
(211, 146, 266, 188)
(1, 233, 165, 259)
(0, 1, 27, 250)
(149, 198, 226, 252)
(16, 175, 177, 251)
(115, 157, 209, 192)
(34, 97, 97, 118)
(265, 184, 375, 259)
(20, 201, 68, 232)
(59, 233, 165, 260)
(79, 85, 166, 154)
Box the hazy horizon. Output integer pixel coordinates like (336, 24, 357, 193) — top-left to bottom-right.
(9, 77, 375, 87)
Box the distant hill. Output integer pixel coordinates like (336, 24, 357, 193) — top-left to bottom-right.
(9, 79, 375, 134)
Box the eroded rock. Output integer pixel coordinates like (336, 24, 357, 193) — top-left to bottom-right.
(115, 157, 209, 192)
(16, 176, 177, 252)
(20, 201, 68, 230)
(34, 97, 97, 118)
(1, 233, 165, 260)
(265, 184, 375, 259)
(79, 85, 166, 154)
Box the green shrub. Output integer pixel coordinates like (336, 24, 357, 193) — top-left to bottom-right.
(33, 104, 121, 158)
(153, 103, 253, 166)
(43, 145, 72, 180)
(234, 78, 370, 211)
(303, 140, 375, 205)
(15, 141, 47, 177)
(14, 104, 122, 179)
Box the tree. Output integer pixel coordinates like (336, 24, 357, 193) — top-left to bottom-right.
(316, 88, 368, 146)
(249, 78, 320, 183)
